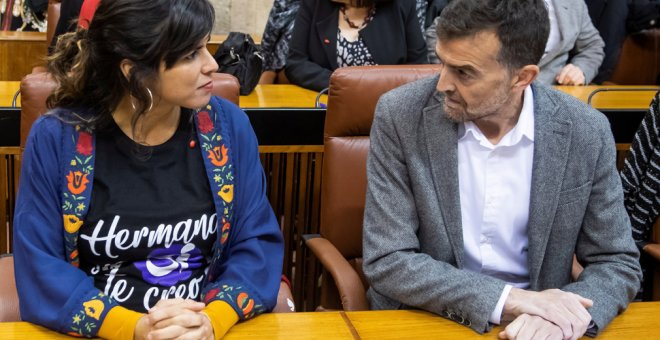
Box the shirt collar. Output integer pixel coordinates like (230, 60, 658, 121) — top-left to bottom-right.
(458, 86, 535, 147)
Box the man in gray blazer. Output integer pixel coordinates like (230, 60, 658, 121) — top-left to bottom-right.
(362, 0, 641, 339)
(425, 0, 605, 85)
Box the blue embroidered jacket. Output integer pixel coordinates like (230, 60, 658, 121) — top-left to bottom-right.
(13, 97, 284, 337)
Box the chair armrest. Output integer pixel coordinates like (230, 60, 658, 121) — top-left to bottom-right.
(0, 254, 20, 322)
(644, 243, 660, 261)
(303, 234, 369, 311)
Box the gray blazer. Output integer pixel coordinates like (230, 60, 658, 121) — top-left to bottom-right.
(362, 76, 641, 335)
(425, 0, 605, 84)
(536, 0, 605, 84)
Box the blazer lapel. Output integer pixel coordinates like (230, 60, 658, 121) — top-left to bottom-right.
(551, 0, 573, 53)
(360, 4, 393, 65)
(423, 91, 465, 267)
(315, 4, 339, 71)
(538, 0, 571, 68)
(526, 85, 571, 289)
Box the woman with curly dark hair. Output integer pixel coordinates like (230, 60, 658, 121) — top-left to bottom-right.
(13, 1, 284, 338)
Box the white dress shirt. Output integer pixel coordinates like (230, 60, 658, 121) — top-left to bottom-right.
(457, 86, 535, 324)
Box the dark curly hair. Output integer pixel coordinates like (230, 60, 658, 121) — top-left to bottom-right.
(47, 0, 215, 130)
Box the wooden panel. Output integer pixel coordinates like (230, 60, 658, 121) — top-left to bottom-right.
(0, 147, 20, 254)
(0, 32, 265, 81)
(260, 151, 324, 311)
(0, 32, 47, 81)
(0, 150, 7, 254)
(259, 145, 324, 153)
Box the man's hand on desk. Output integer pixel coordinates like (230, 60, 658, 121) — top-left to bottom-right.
(502, 288, 593, 340)
(555, 64, 586, 86)
(498, 314, 563, 340)
(135, 299, 214, 340)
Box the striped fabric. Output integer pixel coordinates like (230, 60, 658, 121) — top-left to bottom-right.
(621, 91, 660, 250)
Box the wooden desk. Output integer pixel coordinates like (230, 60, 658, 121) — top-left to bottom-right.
(240, 84, 326, 108)
(225, 311, 354, 339)
(556, 85, 659, 110)
(0, 31, 48, 81)
(0, 312, 355, 340)
(1, 302, 658, 339)
(8, 82, 653, 111)
(1, 82, 324, 109)
(241, 84, 657, 110)
(1, 81, 323, 109)
(0, 81, 20, 107)
(346, 302, 660, 339)
(0, 322, 75, 340)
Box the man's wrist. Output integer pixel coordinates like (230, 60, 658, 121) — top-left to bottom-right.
(489, 284, 513, 324)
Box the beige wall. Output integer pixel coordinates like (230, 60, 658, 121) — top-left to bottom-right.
(211, 0, 273, 36)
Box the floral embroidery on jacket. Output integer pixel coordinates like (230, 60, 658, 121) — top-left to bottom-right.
(58, 99, 267, 336)
(67, 293, 115, 337)
(202, 284, 262, 319)
(194, 101, 267, 319)
(62, 125, 95, 267)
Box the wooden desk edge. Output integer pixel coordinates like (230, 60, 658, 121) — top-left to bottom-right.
(2, 303, 659, 339)
(0, 31, 46, 42)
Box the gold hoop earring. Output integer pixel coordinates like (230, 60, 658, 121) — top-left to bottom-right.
(130, 89, 154, 113)
(146, 88, 153, 112)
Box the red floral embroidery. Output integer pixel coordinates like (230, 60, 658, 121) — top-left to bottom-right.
(204, 288, 220, 304)
(76, 132, 93, 156)
(198, 111, 214, 134)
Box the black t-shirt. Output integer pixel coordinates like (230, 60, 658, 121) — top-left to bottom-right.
(78, 110, 217, 312)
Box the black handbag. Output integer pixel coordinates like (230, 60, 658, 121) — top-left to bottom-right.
(214, 32, 264, 95)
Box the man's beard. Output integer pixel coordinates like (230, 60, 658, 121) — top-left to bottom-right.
(442, 88, 511, 124)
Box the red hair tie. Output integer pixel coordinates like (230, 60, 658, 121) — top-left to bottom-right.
(78, 0, 101, 29)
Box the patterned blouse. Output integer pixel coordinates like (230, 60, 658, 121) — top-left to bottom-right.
(335, 3, 379, 68)
(336, 30, 377, 67)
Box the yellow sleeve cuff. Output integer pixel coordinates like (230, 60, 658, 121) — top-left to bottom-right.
(202, 301, 239, 339)
(97, 305, 144, 340)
